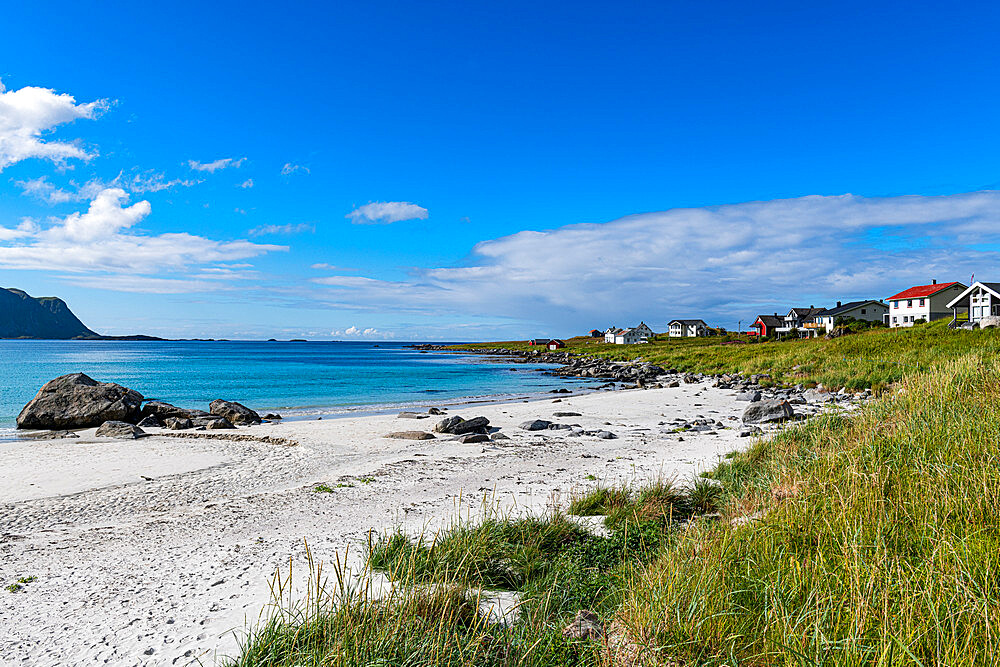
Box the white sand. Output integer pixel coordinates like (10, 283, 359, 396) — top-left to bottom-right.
(0, 381, 751, 666)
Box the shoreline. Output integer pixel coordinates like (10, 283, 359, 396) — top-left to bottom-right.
(0, 377, 779, 665)
(0, 346, 588, 439)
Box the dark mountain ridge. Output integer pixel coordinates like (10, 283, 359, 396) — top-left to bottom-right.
(1, 287, 167, 340)
(1, 287, 100, 339)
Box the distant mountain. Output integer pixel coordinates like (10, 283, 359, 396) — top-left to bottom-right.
(0, 287, 100, 339)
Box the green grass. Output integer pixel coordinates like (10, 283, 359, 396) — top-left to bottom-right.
(454, 320, 1000, 390)
(617, 355, 1000, 665)
(6, 575, 37, 593)
(566, 485, 630, 516)
(230, 327, 1000, 666)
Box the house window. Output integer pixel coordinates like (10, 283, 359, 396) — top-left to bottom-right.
(892, 316, 897, 323)
(893, 301, 899, 309)
(907, 300, 913, 307)
(861, 309, 866, 314)
(919, 298, 925, 307)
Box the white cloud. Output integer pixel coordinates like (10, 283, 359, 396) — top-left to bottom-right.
(331, 325, 383, 338)
(238, 178, 254, 189)
(346, 201, 429, 225)
(15, 176, 111, 204)
(314, 190, 1000, 331)
(248, 222, 314, 237)
(0, 188, 284, 291)
(187, 157, 246, 172)
(281, 163, 309, 176)
(0, 79, 108, 171)
(0, 219, 37, 241)
(18, 171, 197, 202)
(311, 263, 359, 271)
(122, 169, 200, 193)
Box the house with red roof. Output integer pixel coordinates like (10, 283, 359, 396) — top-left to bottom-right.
(885, 280, 966, 328)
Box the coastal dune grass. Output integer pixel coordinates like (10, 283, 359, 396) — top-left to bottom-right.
(618, 354, 1000, 665)
(231, 332, 1000, 666)
(456, 320, 1000, 390)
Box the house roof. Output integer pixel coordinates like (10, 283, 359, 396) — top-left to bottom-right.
(669, 319, 708, 326)
(945, 282, 1000, 308)
(787, 307, 826, 319)
(816, 300, 886, 317)
(754, 315, 783, 327)
(887, 282, 961, 301)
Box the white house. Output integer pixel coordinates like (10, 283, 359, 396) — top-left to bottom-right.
(615, 328, 649, 344)
(604, 322, 653, 344)
(776, 307, 826, 337)
(946, 282, 1000, 328)
(813, 300, 889, 333)
(668, 319, 709, 337)
(886, 281, 966, 328)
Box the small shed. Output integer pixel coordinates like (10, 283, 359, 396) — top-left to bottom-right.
(528, 338, 551, 346)
(589, 329, 602, 337)
(547, 339, 565, 350)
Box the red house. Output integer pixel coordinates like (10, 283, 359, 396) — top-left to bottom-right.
(547, 339, 565, 350)
(752, 314, 783, 337)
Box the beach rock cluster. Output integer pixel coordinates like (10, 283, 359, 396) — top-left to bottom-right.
(16, 373, 264, 434)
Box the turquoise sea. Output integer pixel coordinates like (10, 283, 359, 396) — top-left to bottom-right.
(0, 340, 587, 436)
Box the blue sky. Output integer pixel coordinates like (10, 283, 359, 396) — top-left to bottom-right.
(2, 1, 1000, 339)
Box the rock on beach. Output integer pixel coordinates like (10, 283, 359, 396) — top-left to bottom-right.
(17, 373, 143, 430)
(385, 431, 436, 440)
(433, 416, 490, 435)
(209, 399, 261, 425)
(742, 399, 795, 424)
(95, 420, 145, 439)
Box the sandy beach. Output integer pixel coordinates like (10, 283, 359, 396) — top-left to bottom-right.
(0, 380, 753, 666)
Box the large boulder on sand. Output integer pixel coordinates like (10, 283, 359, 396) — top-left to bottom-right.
(519, 419, 552, 431)
(742, 399, 795, 424)
(95, 420, 144, 439)
(209, 399, 261, 425)
(17, 373, 143, 430)
(433, 415, 489, 435)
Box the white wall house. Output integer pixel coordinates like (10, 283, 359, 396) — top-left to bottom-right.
(668, 319, 709, 337)
(776, 307, 826, 337)
(814, 300, 889, 333)
(615, 328, 649, 344)
(946, 282, 1000, 328)
(886, 281, 966, 328)
(605, 322, 653, 344)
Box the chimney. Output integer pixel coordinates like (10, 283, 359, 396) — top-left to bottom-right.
(837, 301, 842, 307)
(932, 279, 937, 284)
